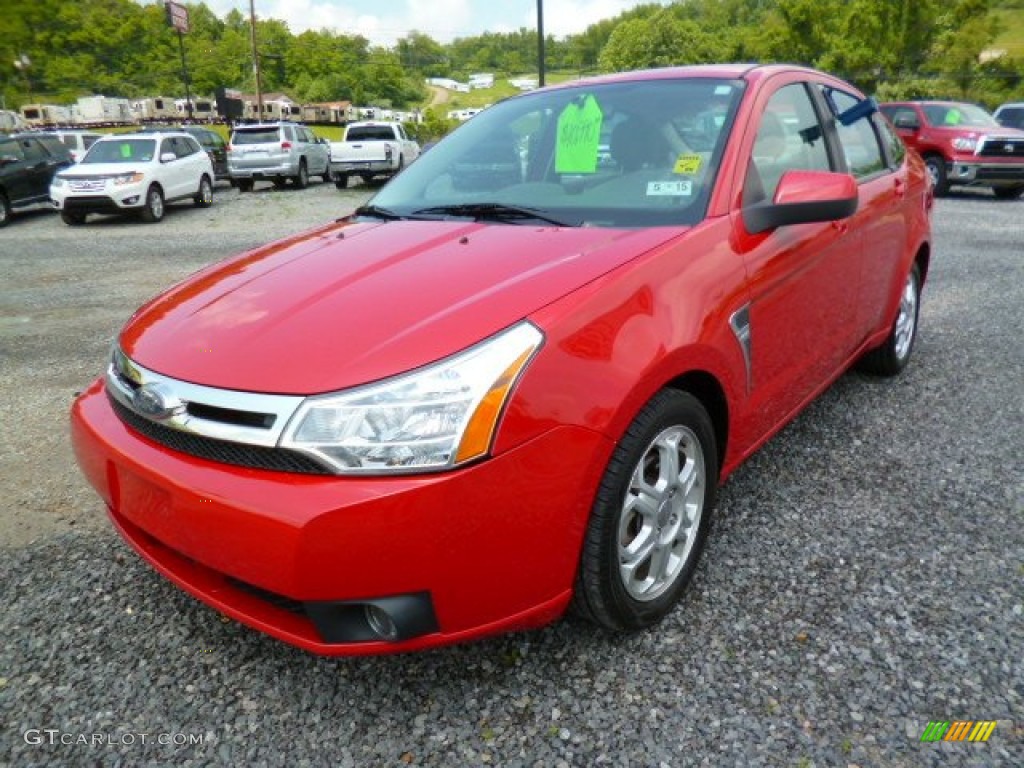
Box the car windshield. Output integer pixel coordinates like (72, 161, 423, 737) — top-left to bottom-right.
(922, 103, 999, 128)
(232, 128, 280, 144)
(371, 77, 744, 228)
(82, 139, 156, 163)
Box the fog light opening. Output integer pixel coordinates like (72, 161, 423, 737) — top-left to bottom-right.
(123, 195, 140, 205)
(364, 604, 399, 641)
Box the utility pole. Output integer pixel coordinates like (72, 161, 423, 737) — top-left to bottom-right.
(536, 0, 546, 87)
(250, 0, 263, 122)
(165, 3, 193, 120)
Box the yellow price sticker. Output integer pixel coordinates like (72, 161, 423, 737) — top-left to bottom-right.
(673, 154, 702, 174)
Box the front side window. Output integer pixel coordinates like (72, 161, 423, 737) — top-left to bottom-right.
(82, 139, 156, 164)
(0, 139, 26, 162)
(370, 77, 746, 228)
(743, 83, 831, 206)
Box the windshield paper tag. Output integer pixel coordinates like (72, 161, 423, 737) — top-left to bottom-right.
(673, 154, 702, 174)
(556, 95, 603, 174)
(647, 180, 692, 196)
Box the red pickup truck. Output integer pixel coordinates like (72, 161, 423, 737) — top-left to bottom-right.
(879, 100, 1024, 198)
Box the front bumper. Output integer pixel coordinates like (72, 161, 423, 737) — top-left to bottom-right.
(51, 182, 147, 212)
(945, 158, 1024, 187)
(71, 378, 611, 655)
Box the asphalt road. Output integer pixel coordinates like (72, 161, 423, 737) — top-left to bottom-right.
(0, 181, 1021, 767)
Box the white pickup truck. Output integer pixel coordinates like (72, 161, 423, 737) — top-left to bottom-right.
(329, 121, 420, 189)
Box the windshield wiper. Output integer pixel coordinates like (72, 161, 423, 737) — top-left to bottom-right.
(351, 204, 406, 221)
(412, 203, 579, 227)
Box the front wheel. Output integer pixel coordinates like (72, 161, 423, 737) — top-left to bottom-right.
(993, 185, 1024, 200)
(0, 193, 10, 228)
(139, 185, 164, 223)
(193, 175, 213, 207)
(924, 155, 949, 197)
(572, 390, 717, 631)
(858, 263, 922, 376)
(334, 173, 349, 190)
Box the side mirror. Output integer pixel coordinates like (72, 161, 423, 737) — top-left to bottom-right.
(893, 114, 919, 130)
(743, 170, 858, 235)
(160, 152, 177, 163)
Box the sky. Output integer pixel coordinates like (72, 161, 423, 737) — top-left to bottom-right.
(166, 0, 672, 47)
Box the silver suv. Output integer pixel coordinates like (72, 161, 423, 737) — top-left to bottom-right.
(228, 122, 330, 191)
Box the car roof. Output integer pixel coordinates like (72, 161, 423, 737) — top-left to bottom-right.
(94, 132, 190, 140)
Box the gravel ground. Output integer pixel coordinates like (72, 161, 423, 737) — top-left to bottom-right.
(0, 182, 1021, 767)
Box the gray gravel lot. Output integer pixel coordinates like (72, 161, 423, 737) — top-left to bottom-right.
(1, 182, 1021, 767)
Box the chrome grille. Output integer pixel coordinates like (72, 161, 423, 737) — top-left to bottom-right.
(109, 394, 330, 474)
(976, 136, 1024, 158)
(105, 349, 329, 474)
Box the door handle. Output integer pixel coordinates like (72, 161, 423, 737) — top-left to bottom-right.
(831, 220, 849, 234)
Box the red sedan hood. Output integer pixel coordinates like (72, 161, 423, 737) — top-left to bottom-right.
(122, 220, 681, 394)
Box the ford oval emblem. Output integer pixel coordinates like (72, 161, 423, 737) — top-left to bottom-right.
(132, 383, 181, 420)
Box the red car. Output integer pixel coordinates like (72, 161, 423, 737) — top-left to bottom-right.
(879, 100, 1024, 198)
(72, 64, 932, 655)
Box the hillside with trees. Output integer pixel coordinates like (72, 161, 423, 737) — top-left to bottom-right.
(1, 0, 1022, 113)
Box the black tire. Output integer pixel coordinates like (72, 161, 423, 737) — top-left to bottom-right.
(0, 192, 10, 228)
(334, 173, 349, 190)
(321, 164, 332, 183)
(237, 179, 254, 192)
(993, 185, 1024, 200)
(858, 263, 922, 376)
(293, 160, 308, 189)
(572, 390, 718, 631)
(60, 210, 87, 226)
(924, 155, 949, 197)
(360, 174, 374, 185)
(273, 178, 288, 189)
(139, 185, 164, 223)
(193, 175, 213, 207)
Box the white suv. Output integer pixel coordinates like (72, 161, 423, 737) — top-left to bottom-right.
(50, 132, 214, 225)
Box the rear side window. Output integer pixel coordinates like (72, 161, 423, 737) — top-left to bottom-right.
(996, 106, 1024, 128)
(173, 136, 201, 158)
(232, 128, 281, 144)
(21, 138, 49, 163)
(826, 88, 886, 179)
(34, 136, 68, 158)
(82, 135, 100, 150)
(873, 114, 906, 168)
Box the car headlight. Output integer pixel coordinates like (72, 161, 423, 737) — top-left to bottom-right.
(113, 172, 145, 186)
(280, 322, 544, 474)
(951, 136, 978, 152)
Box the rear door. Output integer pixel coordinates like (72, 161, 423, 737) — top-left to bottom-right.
(18, 137, 62, 203)
(733, 76, 863, 443)
(822, 86, 910, 340)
